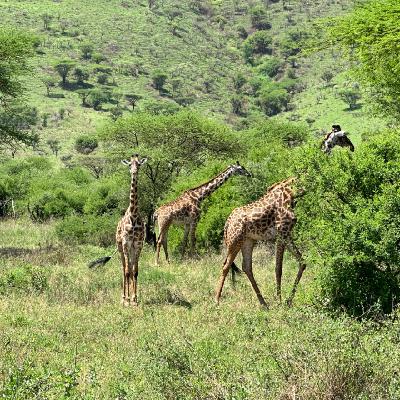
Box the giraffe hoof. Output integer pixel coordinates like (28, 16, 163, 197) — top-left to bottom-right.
(121, 298, 130, 307)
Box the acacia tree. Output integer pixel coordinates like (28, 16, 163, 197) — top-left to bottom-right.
(54, 60, 75, 85)
(0, 28, 38, 151)
(100, 111, 238, 238)
(324, 0, 400, 119)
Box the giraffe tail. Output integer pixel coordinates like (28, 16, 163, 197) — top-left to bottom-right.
(230, 261, 242, 284)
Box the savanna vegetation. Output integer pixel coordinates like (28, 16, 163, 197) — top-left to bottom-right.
(1, 0, 400, 398)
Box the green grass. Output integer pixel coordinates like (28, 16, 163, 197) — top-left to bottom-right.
(1, 219, 400, 399)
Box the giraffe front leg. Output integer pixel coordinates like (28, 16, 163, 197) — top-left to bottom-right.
(130, 250, 140, 306)
(118, 243, 128, 306)
(122, 248, 130, 307)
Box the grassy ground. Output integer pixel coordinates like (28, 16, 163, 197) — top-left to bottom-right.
(1, 219, 400, 399)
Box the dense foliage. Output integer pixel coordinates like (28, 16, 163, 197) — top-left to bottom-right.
(293, 132, 400, 316)
(325, 0, 400, 119)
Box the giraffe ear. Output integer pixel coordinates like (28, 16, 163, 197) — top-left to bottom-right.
(121, 160, 131, 166)
(139, 157, 148, 165)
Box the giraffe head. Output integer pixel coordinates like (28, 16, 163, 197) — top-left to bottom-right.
(230, 161, 252, 177)
(121, 153, 148, 174)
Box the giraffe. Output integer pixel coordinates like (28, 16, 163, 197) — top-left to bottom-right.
(154, 162, 252, 265)
(215, 177, 306, 307)
(116, 154, 147, 306)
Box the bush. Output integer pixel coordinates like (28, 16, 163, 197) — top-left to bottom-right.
(27, 168, 92, 222)
(75, 135, 98, 154)
(293, 131, 400, 316)
(243, 31, 273, 64)
(56, 214, 118, 246)
(250, 6, 271, 30)
(257, 57, 283, 78)
(257, 87, 289, 116)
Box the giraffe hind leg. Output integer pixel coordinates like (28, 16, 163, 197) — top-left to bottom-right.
(286, 238, 306, 306)
(215, 247, 240, 304)
(241, 239, 267, 308)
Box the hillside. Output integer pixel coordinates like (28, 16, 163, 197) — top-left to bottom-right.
(0, 0, 385, 155)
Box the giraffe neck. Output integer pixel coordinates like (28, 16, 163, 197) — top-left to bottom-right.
(128, 171, 139, 216)
(189, 167, 235, 202)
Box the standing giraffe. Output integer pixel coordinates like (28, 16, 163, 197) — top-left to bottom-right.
(155, 162, 251, 265)
(116, 154, 147, 306)
(215, 177, 306, 307)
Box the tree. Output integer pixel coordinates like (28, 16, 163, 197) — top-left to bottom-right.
(232, 73, 246, 93)
(338, 88, 361, 110)
(243, 31, 273, 64)
(0, 104, 39, 150)
(321, 70, 334, 86)
(73, 67, 90, 85)
(100, 111, 238, 227)
(42, 76, 58, 96)
(75, 135, 98, 154)
(80, 43, 94, 60)
(152, 70, 168, 92)
(88, 89, 108, 111)
(54, 60, 75, 85)
(231, 95, 246, 116)
(250, 6, 271, 30)
(258, 87, 289, 116)
(76, 89, 91, 106)
(0, 28, 38, 150)
(41, 13, 53, 30)
(47, 139, 61, 157)
(323, 0, 400, 118)
(125, 94, 142, 111)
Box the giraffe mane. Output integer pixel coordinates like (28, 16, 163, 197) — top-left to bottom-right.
(184, 166, 231, 193)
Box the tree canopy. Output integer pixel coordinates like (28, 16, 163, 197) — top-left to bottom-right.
(323, 0, 400, 119)
(0, 28, 38, 150)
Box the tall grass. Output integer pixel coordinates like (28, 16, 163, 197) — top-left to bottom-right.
(0, 220, 400, 399)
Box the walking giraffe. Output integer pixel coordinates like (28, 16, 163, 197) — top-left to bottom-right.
(154, 162, 251, 265)
(215, 177, 306, 307)
(116, 154, 147, 306)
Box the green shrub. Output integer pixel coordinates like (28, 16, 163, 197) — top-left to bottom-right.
(56, 213, 118, 246)
(243, 31, 273, 64)
(293, 131, 400, 316)
(257, 57, 283, 78)
(250, 6, 271, 30)
(75, 135, 98, 154)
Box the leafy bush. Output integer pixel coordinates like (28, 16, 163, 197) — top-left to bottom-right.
(257, 57, 283, 78)
(293, 131, 400, 316)
(56, 213, 118, 246)
(243, 31, 273, 64)
(27, 168, 92, 221)
(75, 135, 98, 154)
(250, 6, 271, 30)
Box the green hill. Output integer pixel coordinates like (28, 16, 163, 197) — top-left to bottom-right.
(0, 0, 385, 155)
